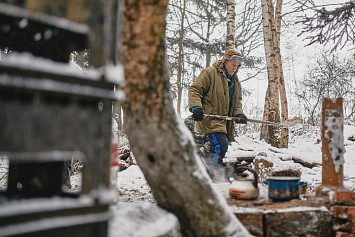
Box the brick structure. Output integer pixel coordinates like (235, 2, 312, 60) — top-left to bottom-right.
(332, 191, 355, 236)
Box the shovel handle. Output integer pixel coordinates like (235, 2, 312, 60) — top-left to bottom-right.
(203, 114, 282, 127)
(203, 114, 301, 128)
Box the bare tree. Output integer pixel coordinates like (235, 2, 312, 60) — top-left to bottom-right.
(122, 0, 251, 236)
(295, 52, 355, 124)
(294, 0, 355, 52)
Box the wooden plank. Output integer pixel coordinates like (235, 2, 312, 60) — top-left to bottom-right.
(321, 98, 344, 187)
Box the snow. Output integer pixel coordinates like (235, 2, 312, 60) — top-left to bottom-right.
(3, 53, 99, 79)
(230, 205, 329, 214)
(1, 122, 355, 236)
(273, 206, 329, 213)
(104, 63, 125, 85)
(324, 109, 345, 173)
(109, 202, 180, 237)
(2, 53, 125, 94)
(108, 123, 355, 236)
(115, 165, 155, 203)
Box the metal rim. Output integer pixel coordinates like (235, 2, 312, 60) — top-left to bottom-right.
(266, 176, 301, 181)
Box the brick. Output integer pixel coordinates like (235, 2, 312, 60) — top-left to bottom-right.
(335, 231, 355, 237)
(334, 191, 355, 205)
(264, 207, 331, 237)
(235, 212, 263, 237)
(333, 219, 355, 233)
(333, 206, 355, 220)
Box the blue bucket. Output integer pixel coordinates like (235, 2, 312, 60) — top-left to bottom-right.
(263, 177, 305, 201)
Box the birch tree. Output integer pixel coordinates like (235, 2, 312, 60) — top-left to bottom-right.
(226, 0, 236, 50)
(176, 0, 187, 116)
(260, 0, 288, 148)
(122, 0, 251, 236)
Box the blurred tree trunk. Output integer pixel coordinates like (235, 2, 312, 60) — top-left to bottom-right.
(260, 0, 288, 148)
(176, 0, 187, 116)
(122, 0, 250, 236)
(226, 0, 235, 50)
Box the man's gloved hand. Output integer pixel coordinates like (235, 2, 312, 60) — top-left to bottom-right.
(235, 114, 248, 124)
(192, 108, 204, 121)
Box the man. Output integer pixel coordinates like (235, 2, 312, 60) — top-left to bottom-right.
(188, 49, 248, 178)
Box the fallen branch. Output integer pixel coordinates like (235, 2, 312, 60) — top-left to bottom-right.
(268, 148, 321, 168)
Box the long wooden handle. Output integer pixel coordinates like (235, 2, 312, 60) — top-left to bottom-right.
(203, 114, 299, 128)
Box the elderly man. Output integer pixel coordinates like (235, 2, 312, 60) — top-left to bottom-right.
(188, 49, 248, 180)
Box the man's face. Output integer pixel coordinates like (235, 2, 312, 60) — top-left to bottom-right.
(224, 60, 239, 75)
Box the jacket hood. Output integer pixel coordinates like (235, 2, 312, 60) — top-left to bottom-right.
(212, 60, 224, 73)
(213, 49, 243, 74)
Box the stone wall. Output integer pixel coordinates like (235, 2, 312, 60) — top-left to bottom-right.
(331, 191, 355, 237)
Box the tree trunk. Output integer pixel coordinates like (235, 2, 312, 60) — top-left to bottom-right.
(260, 0, 288, 148)
(274, 0, 288, 148)
(226, 0, 236, 50)
(205, 1, 212, 68)
(176, 0, 187, 116)
(122, 0, 250, 236)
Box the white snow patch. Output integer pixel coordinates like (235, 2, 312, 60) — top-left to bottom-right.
(109, 202, 180, 237)
(105, 63, 125, 84)
(275, 206, 329, 213)
(324, 109, 345, 173)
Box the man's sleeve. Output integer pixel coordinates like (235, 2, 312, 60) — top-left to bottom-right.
(235, 80, 244, 115)
(188, 69, 210, 111)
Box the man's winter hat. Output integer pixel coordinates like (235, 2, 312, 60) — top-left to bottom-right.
(223, 49, 243, 63)
(229, 54, 243, 63)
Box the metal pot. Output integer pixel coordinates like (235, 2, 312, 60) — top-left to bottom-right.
(263, 176, 306, 201)
(229, 167, 259, 200)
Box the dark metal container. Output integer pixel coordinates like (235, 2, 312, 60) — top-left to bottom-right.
(263, 177, 306, 201)
(0, 3, 123, 236)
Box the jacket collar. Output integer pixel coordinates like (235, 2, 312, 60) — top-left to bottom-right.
(213, 60, 238, 83)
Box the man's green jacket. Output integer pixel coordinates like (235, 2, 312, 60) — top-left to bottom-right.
(188, 59, 243, 141)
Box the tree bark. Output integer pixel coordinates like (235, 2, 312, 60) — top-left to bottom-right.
(226, 0, 236, 50)
(122, 0, 250, 236)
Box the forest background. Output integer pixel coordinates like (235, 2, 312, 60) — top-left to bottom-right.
(164, 0, 355, 125)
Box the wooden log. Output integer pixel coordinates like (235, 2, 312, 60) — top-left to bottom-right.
(321, 98, 344, 187)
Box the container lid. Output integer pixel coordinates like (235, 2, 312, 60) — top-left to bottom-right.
(265, 176, 300, 181)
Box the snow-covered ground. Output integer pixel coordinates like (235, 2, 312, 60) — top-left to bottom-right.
(1, 123, 354, 236)
(108, 123, 354, 236)
(114, 124, 355, 205)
